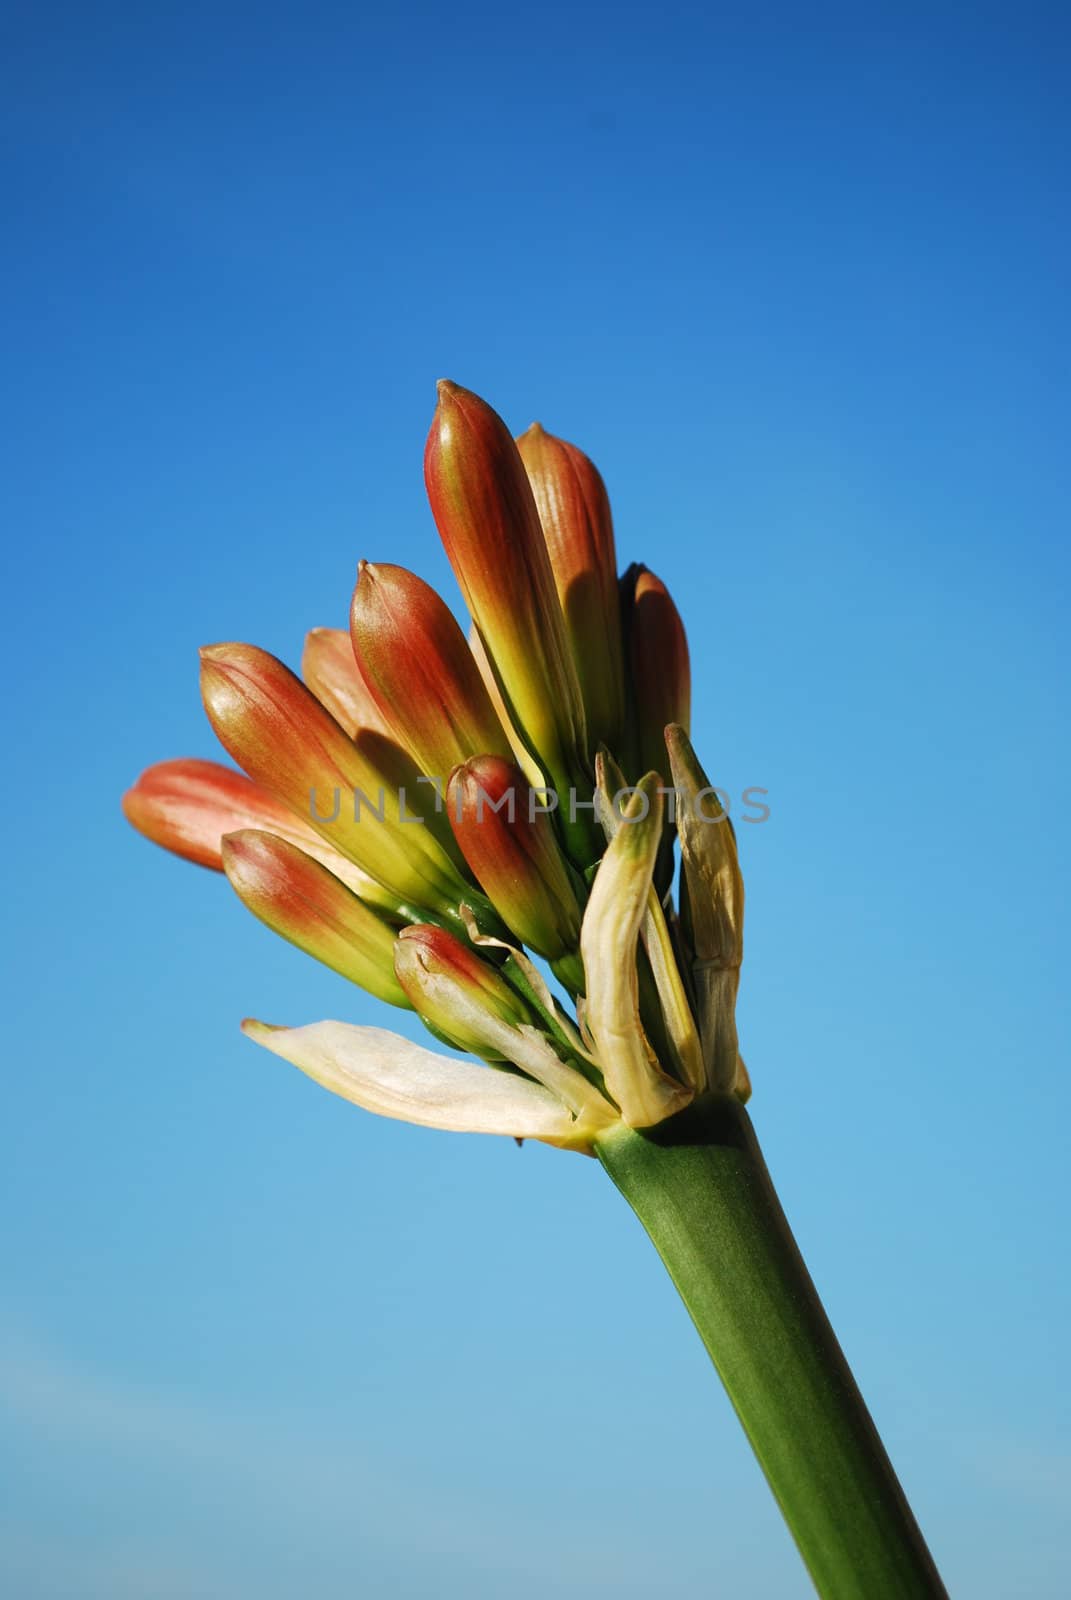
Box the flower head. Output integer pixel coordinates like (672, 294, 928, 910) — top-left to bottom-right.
(124, 381, 746, 1150)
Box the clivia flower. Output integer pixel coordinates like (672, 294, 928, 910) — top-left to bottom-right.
(123, 382, 948, 1600)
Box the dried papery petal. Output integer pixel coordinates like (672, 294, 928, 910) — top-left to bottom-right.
(241, 1019, 594, 1148)
(579, 775, 693, 1128)
(666, 723, 744, 1092)
(595, 751, 704, 1092)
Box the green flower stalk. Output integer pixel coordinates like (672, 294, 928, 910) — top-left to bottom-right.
(123, 381, 948, 1600)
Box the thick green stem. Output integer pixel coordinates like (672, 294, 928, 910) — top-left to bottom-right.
(597, 1096, 947, 1600)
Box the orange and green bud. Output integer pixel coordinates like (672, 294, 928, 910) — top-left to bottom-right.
(424, 381, 587, 798)
(446, 756, 583, 978)
(349, 561, 511, 780)
(199, 642, 473, 921)
(301, 627, 394, 740)
(623, 564, 691, 782)
(123, 757, 308, 873)
(121, 756, 401, 913)
(516, 422, 626, 758)
(393, 924, 533, 1058)
(221, 829, 409, 1008)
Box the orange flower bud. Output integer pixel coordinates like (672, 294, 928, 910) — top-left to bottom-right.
(122, 756, 402, 914)
(393, 924, 533, 1057)
(446, 756, 583, 978)
(199, 642, 473, 921)
(222, 830, 409, 1008)
(301, 627, 394, 740)
(516, 422, 626, 758)
(424, 381, 587, 797)
(122, 758, 305, 872)
(623, 564, 691, 782)
(349, 561, 511, 780)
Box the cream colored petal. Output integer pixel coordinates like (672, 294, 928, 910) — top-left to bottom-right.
(580, 777, 693, 1128)
(594, 753, 704, 1093)
(241, 1019, 589, 1146)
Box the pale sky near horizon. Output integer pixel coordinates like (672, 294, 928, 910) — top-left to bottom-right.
(2, 3, 1069, 1596)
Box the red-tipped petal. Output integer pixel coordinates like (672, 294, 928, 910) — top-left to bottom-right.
(199, 642, 472, 919)
(301, 627, 394, 740)
(446, 755, 582, 963)
(394, 923, 533, 1057)
(350, 562, 511, 780)
(122, 756, 403, 912)
(623, 565, 691, 782)
(516, 422, 626, 756)
(222, 829, 409, 1007)
(424, 381, 587, 792)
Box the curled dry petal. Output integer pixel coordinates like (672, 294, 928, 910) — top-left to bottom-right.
(241, 1019, 596, 1148)
(595, 751, 704, 1093)
(579, 774, 693, 1128)
(516, 422, 626, 758)
(222, 830, 409, 1008)
(665, 723, 744, 1094)
(350, 561, 511, 779)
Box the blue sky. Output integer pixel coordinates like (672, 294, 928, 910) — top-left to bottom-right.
(2, 2, 1069, 1595)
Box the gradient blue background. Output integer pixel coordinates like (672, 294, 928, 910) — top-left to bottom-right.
(2, 3, 1068, 1595)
